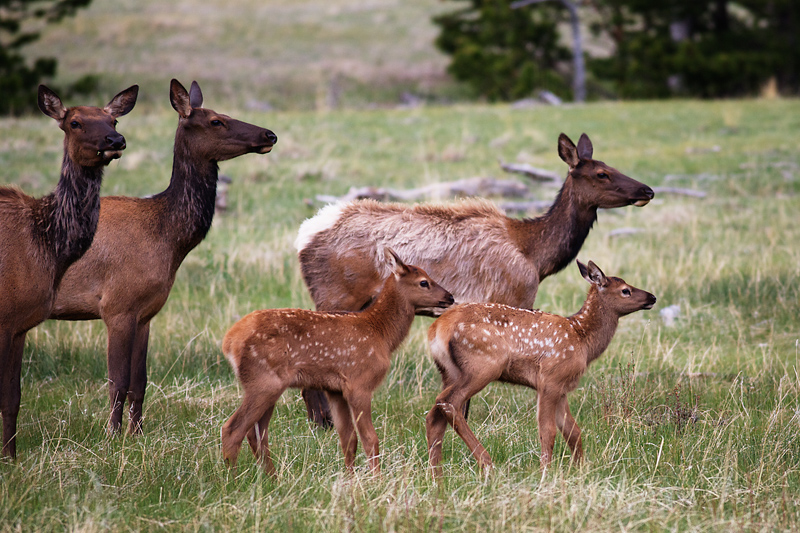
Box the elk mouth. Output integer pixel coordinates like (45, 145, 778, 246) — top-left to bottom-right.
(256, 144, 274, 154)
(632, 198, 651, 207)
(98, 149, 124, 162)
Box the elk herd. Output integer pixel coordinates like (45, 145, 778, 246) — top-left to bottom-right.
(0, 80, 656, 477)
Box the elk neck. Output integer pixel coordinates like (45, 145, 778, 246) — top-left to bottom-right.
(512, 177, 597, 280)
(153, 133, 219, 256)
(358, 275, 417, 354)
(568, 285, 620, 365)
(35, 156, 103, 281)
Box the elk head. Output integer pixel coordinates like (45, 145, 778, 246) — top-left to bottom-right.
(577, 260, 657, 316)
(558, 133, 654, 208)
(38, 85, 138, 168)
(169, 79, 277, 162)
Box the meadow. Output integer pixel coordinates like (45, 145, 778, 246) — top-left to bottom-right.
(1, 0, 800, 530)
(0, 94, 798, 531)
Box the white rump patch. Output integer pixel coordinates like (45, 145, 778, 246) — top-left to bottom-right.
(294, 202, 346, 251)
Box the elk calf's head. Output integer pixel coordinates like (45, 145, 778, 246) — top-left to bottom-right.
(577, 260, 657, 316)
(170, 79, 277, 162)
(385, 248, 455, 312)
(558, 133, 654, 208)
(38, 84, 138, 168)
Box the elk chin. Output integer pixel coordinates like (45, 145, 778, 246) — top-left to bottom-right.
(256, 145, 274, 154)
(633, 198, 651, 207)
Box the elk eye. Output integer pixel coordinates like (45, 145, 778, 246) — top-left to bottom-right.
(622, 288, 631, 296)
(70, 121, 80, 129)
(420, 280, 430, 288)
(598, 172, 609, 179)
(211, 119, 223, 126)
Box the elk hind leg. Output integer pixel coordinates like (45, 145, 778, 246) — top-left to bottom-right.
(221, 384, 283, 468)
(246, 404, 277, 475)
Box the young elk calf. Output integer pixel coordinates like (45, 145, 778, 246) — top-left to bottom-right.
(426, 260, 655, 474)
(221, 249, 453, 474)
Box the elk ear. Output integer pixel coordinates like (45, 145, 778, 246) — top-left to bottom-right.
(170, 79, 193, 118)
(578, 260, 608, 287)
(189, 81, 204, 109)
(558, 133, 579, 168)
(384, 247, 410, 277)
(576, 133, 593, 160)
(104, 85, 138, 118)
(38, 85, 67, 121)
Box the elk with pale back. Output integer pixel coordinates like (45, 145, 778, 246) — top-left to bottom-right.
(426, 260, 656, 474)
(221, 248, 454, 474)
(49, 79, 277, 434)
(296, 132, 654, 426)
(0, 85, 138, 457)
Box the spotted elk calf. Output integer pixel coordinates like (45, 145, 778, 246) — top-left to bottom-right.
(0, 85, 137, 457)
(296, 132, 654, 427)
(221, 249, 454, 475)
(425, 260, 656, 474)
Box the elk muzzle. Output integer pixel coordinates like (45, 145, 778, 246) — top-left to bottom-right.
(632, 185, 655, 207)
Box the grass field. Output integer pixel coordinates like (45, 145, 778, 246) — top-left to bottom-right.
(1, 94, 798, 531)
(2, 0, 800, 530)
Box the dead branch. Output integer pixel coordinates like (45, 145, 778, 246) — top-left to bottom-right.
(314, 177, 530, 205)
(498, 161, 562, 185)
(651, 186, 707, 198)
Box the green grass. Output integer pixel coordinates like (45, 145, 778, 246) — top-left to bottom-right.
(22, 0, 456, 111)
(2, 92, 800, 531)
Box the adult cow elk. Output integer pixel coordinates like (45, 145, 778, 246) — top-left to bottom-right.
(426, 260, 656, 474)
(0, 85, 138, 457)
(49, 79, 277, 434)
(296, 132, 654, 426)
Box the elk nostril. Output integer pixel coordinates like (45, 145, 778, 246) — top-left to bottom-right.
(266, 131, 277, 145)
(643, 186, 655, 199)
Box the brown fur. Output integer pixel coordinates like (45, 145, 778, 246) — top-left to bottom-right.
(425, 260, 656, 474)
(48, 80, 277, 434)
(220, 249, 453, 475)
(0, 85, 138, 457)
(296, 132, 654, 426)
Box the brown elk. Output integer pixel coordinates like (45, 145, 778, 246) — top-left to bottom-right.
(48, 79, 277, 434)
(0, 85, 138, 457)
(296, 132, 654, 426)
(425, 260, 656, 474)
(221, 248, 454, 474)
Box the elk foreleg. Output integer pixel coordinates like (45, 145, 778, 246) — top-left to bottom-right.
(537, 391, 559, 468)
(127, 321, 150, 435)
(346, 393, 380, 473)
(555, 394, 582, 463)
(327, 391, 358, 471)
(105, 316, 136, 432)
(0, 332, 26, 458)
